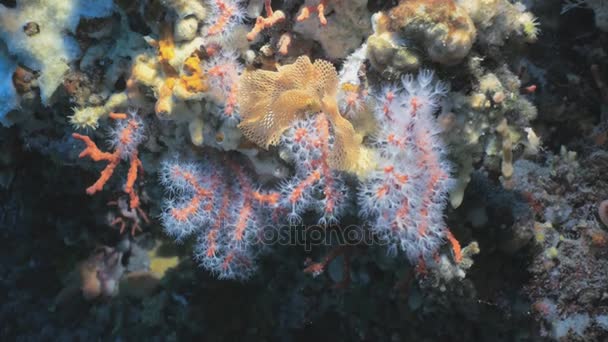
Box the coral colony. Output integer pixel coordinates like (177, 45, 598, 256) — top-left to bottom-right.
(56, 0, 472, 280)
(10, 0, 608, 339)
(0, 0, 545, 280)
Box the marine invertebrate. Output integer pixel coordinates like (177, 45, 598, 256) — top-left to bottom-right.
(337, 45, 370, 118)
(460, 0, 539, 45)
(69, 92, 129, 130)
(444, 61, 538, 207)
(279, 113, 349, 225)
(367, 0, 538, 75)
(293, 0, 372, 59)
(72, 112, 145, 210)
(206, 0, 246, 36)
(366, 12, 421, 75)
(303, 245, 352, 287)
(205, 51, 243, 121)
(388, 0, 476, 65)
(247, 0, 286, 41)
(108, 196, 150, 236)
(159, 157, 279, 279)
(0, 0, 114, 104)
(127, 22, 208, 118)
(297, 0, 329, 26)
(359, 70, 454, 263)
(519, 11, 540, 42)
(237, 55, 361, 171)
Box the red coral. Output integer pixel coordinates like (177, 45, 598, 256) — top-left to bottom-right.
(73, 112, 145, 210)
(297, 0, 329, 26)
(247, 0, 286, 41)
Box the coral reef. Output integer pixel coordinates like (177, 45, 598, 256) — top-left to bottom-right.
(2, 0, 608, 341)
(366, 0, 538, 76)
(388, 0, 477, 65)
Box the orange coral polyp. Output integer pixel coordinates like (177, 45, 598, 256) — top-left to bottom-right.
(171, 197, 202, 222)
(234, 204, 252, 241)
(290, 170, 321, 203)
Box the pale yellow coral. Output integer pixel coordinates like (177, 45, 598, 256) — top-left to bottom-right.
(388, 0, 477, 65)
(69, 92, 128, 130)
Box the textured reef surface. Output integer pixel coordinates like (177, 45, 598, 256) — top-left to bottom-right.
(1, 0, 608, 340)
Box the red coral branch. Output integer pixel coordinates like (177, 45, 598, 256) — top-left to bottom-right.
(247, 0, 286, 41)
(297, 0, 329, 26)
(73, 113, 145, 210)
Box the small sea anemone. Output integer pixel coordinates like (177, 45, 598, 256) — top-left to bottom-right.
(519, 12, 540, 42)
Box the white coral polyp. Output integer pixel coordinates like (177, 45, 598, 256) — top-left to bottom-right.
(359, 70, 453, 263)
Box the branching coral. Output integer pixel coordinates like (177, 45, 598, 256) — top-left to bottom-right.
(297, 0, 329, 26)
(5, 0, 537, 292)
(72, 111, 145, 210)
(247, 0, 286, 42)
(206, 0, 246, 37)
(237, 55, 362, 172)
(359, 71, 454, 263)
(159, 157, 279, 279)
(205, 51, 243, 121)
(108, 196, 150, 236)
(279, 113, 349, 225)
